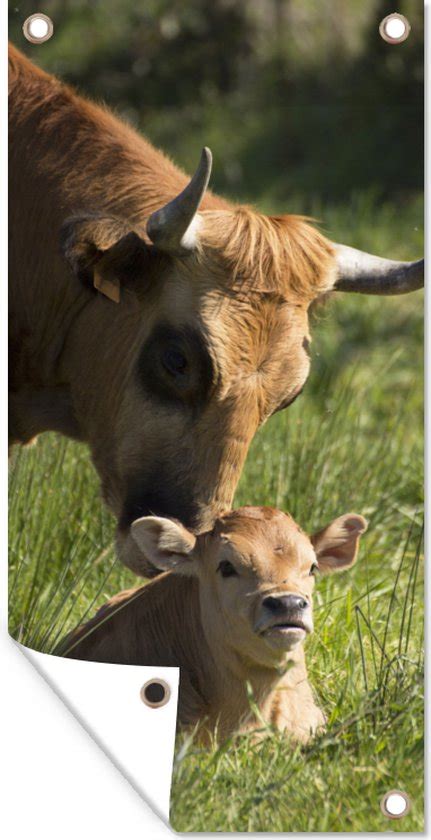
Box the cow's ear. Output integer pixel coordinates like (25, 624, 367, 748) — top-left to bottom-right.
(130, 516, 198, 576)
(311, 514, 367, 573)
(61, 214, 150, 303)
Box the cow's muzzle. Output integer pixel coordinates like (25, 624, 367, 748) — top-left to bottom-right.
(255, 593, 313, 646)
(116, 480, 223, 577)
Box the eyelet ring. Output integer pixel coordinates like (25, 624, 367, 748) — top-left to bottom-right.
(380, 790, 411, 819)
(140, 679, 171, 708)
(379, 13, 411, 45)
(23, 14, 54, 45)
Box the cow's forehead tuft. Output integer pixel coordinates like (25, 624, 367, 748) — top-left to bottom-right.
(198, 207, 334, 301)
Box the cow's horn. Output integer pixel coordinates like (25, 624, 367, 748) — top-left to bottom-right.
(147, 147, 212, 254)
(333, 243, 424, 295)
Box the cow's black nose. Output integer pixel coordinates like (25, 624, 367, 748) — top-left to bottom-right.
(262, 594, 308, 613)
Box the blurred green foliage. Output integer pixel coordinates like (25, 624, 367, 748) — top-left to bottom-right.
(9, 0, 423, 205)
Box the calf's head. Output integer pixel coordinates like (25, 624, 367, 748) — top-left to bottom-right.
(131, 506, 367, 666)
(62, 149, 420, 576)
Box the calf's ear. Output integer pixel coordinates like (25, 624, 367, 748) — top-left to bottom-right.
(311, 514, 368, 573)
(61, 214, 151, 303)
(130, 516, 198, 576)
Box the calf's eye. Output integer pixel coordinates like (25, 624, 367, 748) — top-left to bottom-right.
(309, 562, 319, 576)
(217, 560, 238, 578)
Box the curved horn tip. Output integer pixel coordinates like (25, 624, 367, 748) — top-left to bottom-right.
(146, 146, 213, 253)
(333, 243, 424, 296)
(196, 146, 213, 188)
(202, 146, 212, 165)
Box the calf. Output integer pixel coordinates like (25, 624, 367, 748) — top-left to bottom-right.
(62, 507, 367, 742)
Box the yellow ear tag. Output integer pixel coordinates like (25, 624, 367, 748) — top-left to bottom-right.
(93, 266, 121, 303)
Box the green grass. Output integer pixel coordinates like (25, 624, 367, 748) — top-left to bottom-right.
(8, 195, 423, 832)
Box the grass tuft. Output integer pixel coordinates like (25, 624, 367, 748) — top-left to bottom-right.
(9, 196, 423, 831)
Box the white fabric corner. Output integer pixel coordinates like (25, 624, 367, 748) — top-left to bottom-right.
(17, 643, 179, 825)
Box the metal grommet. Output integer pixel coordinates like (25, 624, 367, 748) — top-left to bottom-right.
(23, 14, 54, 44)
(379, 13, 411, 44)
(140, 679, 171, 708)
(380, 790, 411, 819)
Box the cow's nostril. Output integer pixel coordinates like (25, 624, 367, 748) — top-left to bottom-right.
(286, 594, 308, 611)
(263, 594, 308, 613)
(262, 596, 284, 613)
(297, 597, 308, 610)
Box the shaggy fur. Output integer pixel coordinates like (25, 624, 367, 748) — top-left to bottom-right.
(9, 44, 336, 575)
(199, 208, 334, 300)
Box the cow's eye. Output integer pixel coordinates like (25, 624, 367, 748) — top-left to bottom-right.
(137, 323, 214, 407)
(162, 347, 188, 377)
(309, 562, 319, 576)
(217, 560, 238, 578)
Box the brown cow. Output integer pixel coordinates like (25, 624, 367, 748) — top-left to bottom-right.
(61, 507, 367, 743)
(8, 44, 421, 575)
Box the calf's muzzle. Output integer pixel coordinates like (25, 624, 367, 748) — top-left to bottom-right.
(256, 592, 313, 645)
(262, 594, 308, 614)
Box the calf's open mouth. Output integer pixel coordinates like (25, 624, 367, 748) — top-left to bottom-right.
(260, 617, 310, 636)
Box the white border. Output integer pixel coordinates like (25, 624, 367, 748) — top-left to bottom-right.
(2, 2, 429, 837)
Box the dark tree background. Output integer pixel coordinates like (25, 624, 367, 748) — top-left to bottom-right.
(9, 0, 423, 207)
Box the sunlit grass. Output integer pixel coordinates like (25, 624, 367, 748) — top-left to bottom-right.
(8, 197, 423, 831)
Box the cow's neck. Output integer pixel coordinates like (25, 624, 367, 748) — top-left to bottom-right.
(202, 637, 308, 739)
